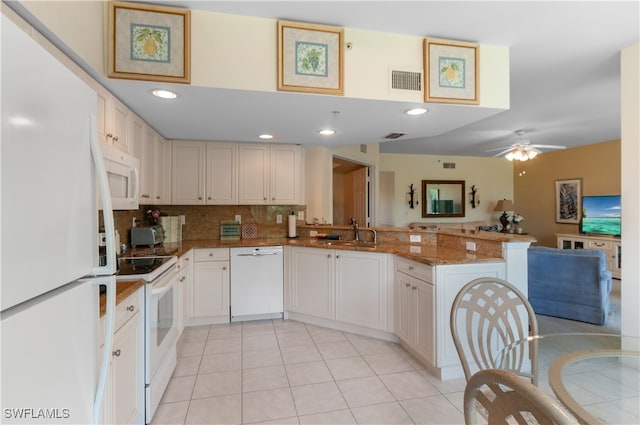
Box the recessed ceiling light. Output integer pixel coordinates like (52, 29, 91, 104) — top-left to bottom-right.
(151, 89, 178, 99)
(258, 134, 274, 140)
(319, 129, 336, 136)
(405, 107, 428, 116)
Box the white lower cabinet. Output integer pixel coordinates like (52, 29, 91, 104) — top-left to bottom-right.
(99, 286, 145, 425)
(290, 247, 334, 319)
(289, 246, 393, 333)
(177, 250, 192, 334)
(190, 248, 230, 325)
(395, 269, 435, 365)
(395, 257, 505, 380)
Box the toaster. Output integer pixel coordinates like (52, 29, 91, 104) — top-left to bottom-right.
(130, 225, 164, 247)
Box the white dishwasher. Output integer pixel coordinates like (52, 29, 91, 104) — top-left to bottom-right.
(230, 246, 284, 322)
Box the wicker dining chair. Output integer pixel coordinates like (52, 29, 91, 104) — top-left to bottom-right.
(450, 277, 539, 385)
(464, 369, 578, 425)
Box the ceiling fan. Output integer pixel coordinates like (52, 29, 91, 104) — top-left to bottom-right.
(488, 130, 566, 161)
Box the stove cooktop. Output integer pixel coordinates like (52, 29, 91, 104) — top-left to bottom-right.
(116, 256, 177, 282)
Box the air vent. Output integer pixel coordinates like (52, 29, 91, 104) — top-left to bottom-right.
(391, 70, 422, 91)
(443, 162, 456, 169)
(384, 132, 406, 140)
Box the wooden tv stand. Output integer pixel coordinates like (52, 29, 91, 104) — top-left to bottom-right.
(556, 233, 621, 279)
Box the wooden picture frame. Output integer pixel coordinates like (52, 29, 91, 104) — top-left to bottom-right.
(555, 178, 582, 224)
(424, 38, 479, 104)
(277, 20, 344, 95)
(108, 1, 190, 84)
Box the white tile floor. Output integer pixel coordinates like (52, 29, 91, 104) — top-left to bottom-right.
(151, 320, 467, 425)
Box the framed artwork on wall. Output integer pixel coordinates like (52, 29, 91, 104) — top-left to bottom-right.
(108, 1, 191, 84)
(277, 20, 344, 95)
(424, 38, 479, 105)
(555, 178, 582, 224)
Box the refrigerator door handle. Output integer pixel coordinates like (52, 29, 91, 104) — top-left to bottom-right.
(89, 114, 117, 276)
(88, 276, 116, 424)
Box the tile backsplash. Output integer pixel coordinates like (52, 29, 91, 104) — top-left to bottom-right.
(112, 205, 306, 246)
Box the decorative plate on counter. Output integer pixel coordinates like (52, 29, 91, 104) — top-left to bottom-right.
(242, 223, 258, 239)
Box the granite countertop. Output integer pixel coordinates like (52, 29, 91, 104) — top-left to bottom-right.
(128, 237, 506, 266)
(99, 279, 145, 317)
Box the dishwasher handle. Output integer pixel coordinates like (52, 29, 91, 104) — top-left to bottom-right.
(236, 251, 280, 257)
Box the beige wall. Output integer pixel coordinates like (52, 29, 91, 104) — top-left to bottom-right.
(513, 140, 621, 247)
(380, 153, 513, 227)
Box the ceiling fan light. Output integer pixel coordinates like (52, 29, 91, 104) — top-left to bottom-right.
(527, 150, 538, 159)
(505, 152, 515, 161)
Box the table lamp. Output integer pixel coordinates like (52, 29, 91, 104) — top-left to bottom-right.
(494, 199, 514, 232)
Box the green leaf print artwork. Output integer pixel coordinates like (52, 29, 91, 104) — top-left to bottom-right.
(295, 41, 328, 77)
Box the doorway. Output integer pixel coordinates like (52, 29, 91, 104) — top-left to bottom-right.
(332, 157, 372, 226)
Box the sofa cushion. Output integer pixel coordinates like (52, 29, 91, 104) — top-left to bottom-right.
(527, 246, 612, 325)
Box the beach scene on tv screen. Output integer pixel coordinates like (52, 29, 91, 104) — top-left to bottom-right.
(582, 196, 621, 235)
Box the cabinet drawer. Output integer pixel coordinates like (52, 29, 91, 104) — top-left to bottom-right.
(100, 287, 143, 346)
(194, 248, 229, 262)
(178, 250, 193, 269)
(396, 257, 433, 282)
(587, 240, 612, 250)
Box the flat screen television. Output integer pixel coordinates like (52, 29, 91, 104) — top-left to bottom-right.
(580, 195, 621, 237)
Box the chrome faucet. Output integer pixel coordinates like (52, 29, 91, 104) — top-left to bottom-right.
(350, 218, 360, 241)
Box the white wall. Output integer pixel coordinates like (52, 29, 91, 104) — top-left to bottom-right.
(380, 153, 513, 227)
(621, 44, 640, 338)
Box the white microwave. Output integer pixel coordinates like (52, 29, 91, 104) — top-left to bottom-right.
(100, 143, 139, 210)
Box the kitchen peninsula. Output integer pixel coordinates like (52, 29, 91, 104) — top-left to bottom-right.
(129, 226, 534, 379)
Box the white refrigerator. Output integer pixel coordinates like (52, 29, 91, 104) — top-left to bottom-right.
(1, 13, 117, 424)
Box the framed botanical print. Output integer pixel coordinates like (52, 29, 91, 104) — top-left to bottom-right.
(277, 20, 344, 95)
(424, 38, 479, 104)
(108, 1, 191, 84)
(555, 178, 582, 224)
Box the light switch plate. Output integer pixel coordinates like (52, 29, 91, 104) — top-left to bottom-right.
(409, 234, 421, 243)
(410, 246, 422, 253)
(298, 211, 304, 220)
(466, 241, 477, 251)
(310, 230, 318, 237)
(276, 214, 283, 224)
(235, 214, 241, 224)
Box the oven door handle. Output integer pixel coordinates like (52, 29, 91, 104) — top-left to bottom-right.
(151, 273, 177, 296)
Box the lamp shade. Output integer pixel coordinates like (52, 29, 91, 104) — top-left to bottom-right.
(494, 199, 514, 212)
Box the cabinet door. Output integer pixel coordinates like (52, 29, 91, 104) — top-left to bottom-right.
(172, 141, 206, 204)
(139, 124, 155, 203)
(206, 143, 237, 204)
(192, 261, 230, 318)
(112, 311, 143, 425)
(238, 144, 269, 204)
(335, 250, 388, 330)
(414, 279, 435, 364)
(395, 271, 414, 345)
(152, 134, 171, 204)
(290, 247, 334, 319)
(270, 145, 300, 204)
(111, 98, 130, 153)
(96, 87, 109, 145)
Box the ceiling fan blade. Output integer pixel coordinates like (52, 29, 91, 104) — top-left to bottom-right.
(491, 147, 516, 157)
(485, 145, 515, 153)
(530, 144, 566, 149)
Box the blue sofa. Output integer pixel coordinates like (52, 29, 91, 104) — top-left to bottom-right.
(527, 246, 612, 325)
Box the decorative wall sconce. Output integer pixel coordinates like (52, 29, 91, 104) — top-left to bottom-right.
(469, 185, 480, 208)
(407, 184, 419, 209)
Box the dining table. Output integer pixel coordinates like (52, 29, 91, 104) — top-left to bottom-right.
(495, 332, 640, 425)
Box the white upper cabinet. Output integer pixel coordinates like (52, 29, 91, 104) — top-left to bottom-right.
(95, 84, 131, 154)
(206, 143, 237, 204)
(172, 142, 301, 205)
(172, 141, 206, 205)
(238, 143, 301, 205)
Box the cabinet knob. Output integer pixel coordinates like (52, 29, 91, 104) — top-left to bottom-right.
(408, 266, 414, 270)
(208, 197, 212, 200)
(263, 197, 267, 201)
(198, 196, 203, 200)
(209, 253, 213, 256)
(126, 305, 134, 312)
(272, 197, 275, 200)
(223, 267, 227, 271)
(405, 283, 411, 288)
(327, 254, 331, 258)
(113, 136, 119, 142)
(336, 255, 340, 259)
(142, 194, 150, 198)
(106, 133, 113, 139)
(179, 276, 186, 282)
(412, 285, 417, 290)
(156, 195, 161, 199)
(112, 349, 121, 357)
